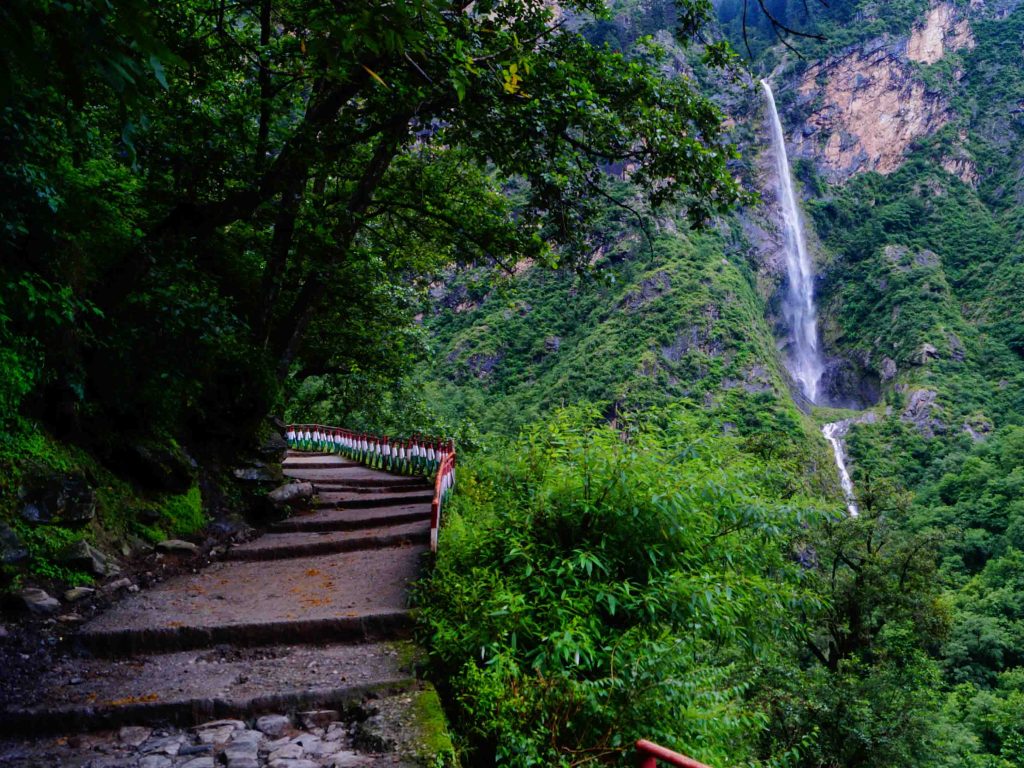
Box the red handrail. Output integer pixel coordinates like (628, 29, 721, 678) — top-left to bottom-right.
(430, 451, 457, 553)
(635, 740, 714, 768)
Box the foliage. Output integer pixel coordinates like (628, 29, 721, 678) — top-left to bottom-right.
(413, 406, 820, 765)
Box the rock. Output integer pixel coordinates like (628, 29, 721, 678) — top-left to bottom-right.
(919, 342, 939, 364)
(267, 482, 314, 508)
(329, 753, 371, 768)
(196, 726, 236, 745)
(544, 335, 561, 352)
(179, 758, 215, 768)
(16, 587, 61, 615)
(300, 710, 340, 729)
(156, 539, 198, 554)
(60, 540, 119, 577)
(115, 441, 195, 493)
(193, 718, 246, 732)
(138, 756, 173, 768)
(140, 735, 184, 756)
(104, 577, 133, 593)
(0, 523, 28, 565)
(223, 744, 259, 763)
(119, 726, 152, 747)
(0, 624, 9, 639)
(268, 761, 318, 768)
(880, 357, 897, 381)
(256, 714, 293, 739)
(902, 388, 945, 437)
(260, 428, 290, 461)
(19, 472, 96, 526)
(233, 464, 283, 483)
(57, 612, 84, 623)
(227, 759, 259, 768)
(227, 729, 263, 746)
(64, 586, 96, 602)
(178, 744, 213, 756)
(268, 743, 303, 761)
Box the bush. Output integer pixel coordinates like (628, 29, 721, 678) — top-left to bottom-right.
(413, 406, 820, 766)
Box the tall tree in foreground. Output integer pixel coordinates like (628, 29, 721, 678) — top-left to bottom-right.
(0, 0, 742, 447)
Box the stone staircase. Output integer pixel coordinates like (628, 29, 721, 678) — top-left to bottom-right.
(0, 451, 452, 768)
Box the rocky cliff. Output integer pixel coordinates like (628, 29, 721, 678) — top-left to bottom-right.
(786, 2, 978, 182)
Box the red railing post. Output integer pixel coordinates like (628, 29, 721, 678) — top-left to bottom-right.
(635, 740, 714, 768)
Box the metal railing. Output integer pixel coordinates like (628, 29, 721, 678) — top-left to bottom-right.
(635, 740, 713, 768)
(285, 424, 455, 552)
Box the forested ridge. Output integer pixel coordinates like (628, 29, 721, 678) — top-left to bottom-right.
(2, 0, 1024, 766)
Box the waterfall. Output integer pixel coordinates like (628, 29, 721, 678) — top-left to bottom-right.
(761, 80, 858, 516)
(761, 80, 825, 404)
(822, 420, 860, 517)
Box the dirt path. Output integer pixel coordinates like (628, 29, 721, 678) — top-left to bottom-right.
(0, 452, 451, 767)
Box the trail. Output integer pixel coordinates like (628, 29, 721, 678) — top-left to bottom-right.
(0, 452, 450, 767)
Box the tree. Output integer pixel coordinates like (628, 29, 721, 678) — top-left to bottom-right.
(0, 0, 745, 449)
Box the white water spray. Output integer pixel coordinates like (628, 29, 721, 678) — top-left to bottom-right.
(761, 80, 825, 403)
(762, 80, 858, 515)
(822, 420, 859, 516)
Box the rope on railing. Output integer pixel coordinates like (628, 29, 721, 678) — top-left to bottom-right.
(635, 740, 713, 768)
(285, 423, 455, 552)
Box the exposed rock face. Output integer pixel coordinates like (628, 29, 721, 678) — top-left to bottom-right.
(20, 472, 97, 526)
(791, 40, 952, 181)
(621, 270, 671, 311)
(902, 388, 946, 437)
(907, 2, 975, 64)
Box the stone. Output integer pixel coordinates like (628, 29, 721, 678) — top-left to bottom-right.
(0, 522, 28, 564)
(104, 577, 133, 592)
(115, 441, 195, 493)
(64, 586, 96, 602)
(329, 753, 371, 768)
(140, 735, 183, 756)
(299, 710, 340, 729)
(196, 726, 236, 745)
(179, 758, 215, 768)
(57, 612, 84, 623)
(138, 756, 172, 768)
(223, 744, 259, 763)
(227, 729, 263, 746)
(177, 744, 213, 756)
(268, 743, 303, 761)
(268, 761, 318, 768)
(0, 624, 9, 639)
(880, 357, 897, 381)
(118, 726, 152, 747)
(156, 539, 198, 554)
(227, 760, 259, 768)
(16, 587, 61, 615)
(193, 718, 246, 731)
(290, 733, 321, 750)
(267, 482, 314, 508)
(233, 464, 283, 483)
(19, 472, 97, 527)
(256, 714, 293, 738)
(60, 540, 119, 576)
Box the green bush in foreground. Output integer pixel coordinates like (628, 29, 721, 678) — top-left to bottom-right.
(413, 406, 822, 766)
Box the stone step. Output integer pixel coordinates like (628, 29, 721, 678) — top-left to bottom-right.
(0, 642, 418, 735)
(224, 522, 429, 561)
(315, 490, 434, 509)
(77, 547, 428, 656)
(283, 467, 427, 489)
(272, 504, 432, 533)
(282, 454, 360, 468)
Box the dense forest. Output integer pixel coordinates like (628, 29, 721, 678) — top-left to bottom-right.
(2, 0, 1024, 766)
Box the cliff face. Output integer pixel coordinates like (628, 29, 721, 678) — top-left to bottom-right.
(786, 2, 977, 183)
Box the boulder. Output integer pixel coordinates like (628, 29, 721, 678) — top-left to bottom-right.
(15, 587, 61, 615)
(64, 586, 96, 602)
(267, 482, 314, 508)
(233, 464, 283, 483)
(156, 539, 198, 554)
(60, 540, 119, 576)
(19, 472, 96, 526)
(115, 441, 195, 493)
(256, 714, 293, 739)
(0, 523, 28, 565)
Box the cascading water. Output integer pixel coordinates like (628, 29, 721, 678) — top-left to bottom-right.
(761, 79, 858, 516)
(822, 420, 860, 517)
(760, 79, 825, 404)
